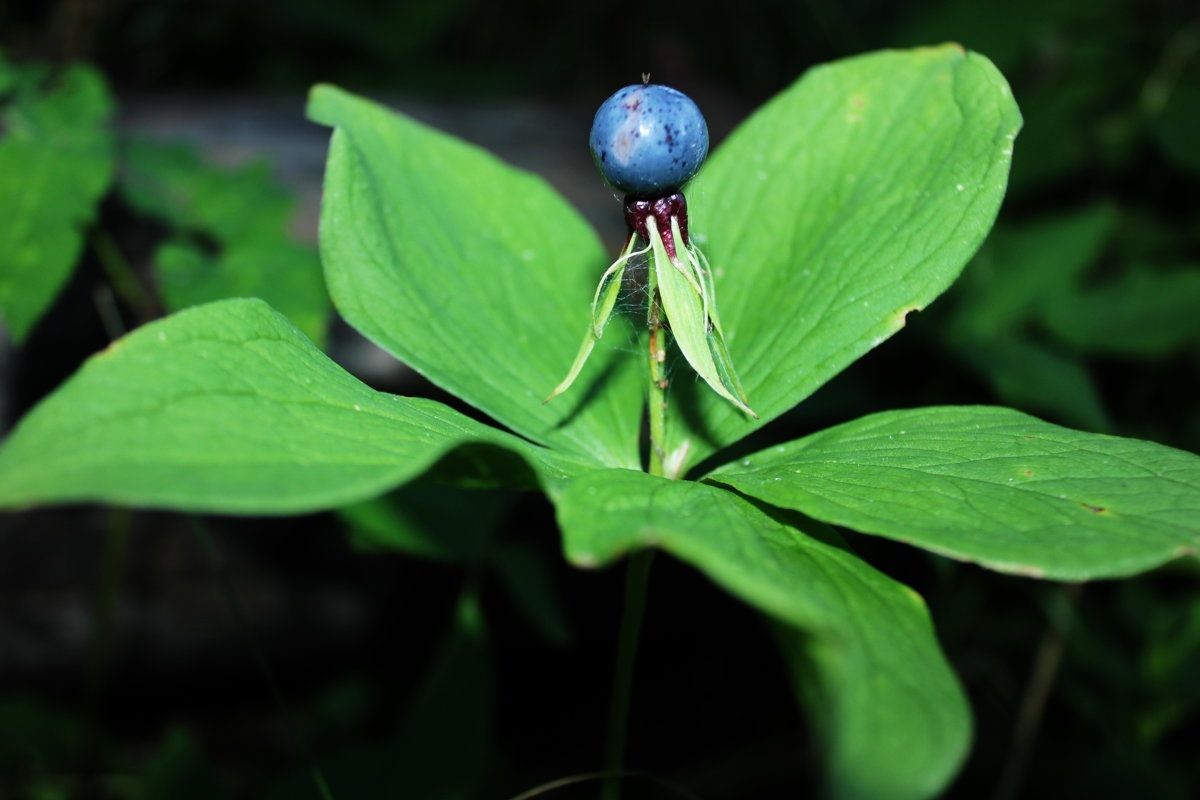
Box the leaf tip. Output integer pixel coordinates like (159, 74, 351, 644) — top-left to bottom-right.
(305, 83, 349, 126)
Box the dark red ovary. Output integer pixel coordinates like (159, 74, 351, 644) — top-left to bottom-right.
(623, 192, 690, 260)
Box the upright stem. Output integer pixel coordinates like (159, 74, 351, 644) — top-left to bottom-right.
(92, 229, 155, 322)
(995, 583, 1083, 800)
(602, 243, 668, 800)
(645, 261, 668, 477)
(602, 550, 653, 799)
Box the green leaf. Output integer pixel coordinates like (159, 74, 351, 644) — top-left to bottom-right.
(155, 238, 329, 346)
(342, 487, 570, 644)
(339, 484, 509, 559)
(387, 591, 493, 798)
(136, 728, 231, 800)
(710, 406, 1200, 580)
(120, 139, 330, 345)
(263, 592, 494, 800)
(308, 85, 642, 468)
(1040, 265, 1200, 356)
(0, 298, 586, 514)
(0, 62, 115, 341)
(555, 470, 969, 800)
(951, 204, 1117, 338)
(665, 46, 1022, 473)
(948, 335, 1113, 432)
(1155, 81, 1200, 175)
(120, 139, 293, 242)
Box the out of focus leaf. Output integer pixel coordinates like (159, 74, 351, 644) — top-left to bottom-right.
(339, 485, 509, 560)
(0, 696, 88, 778)
(953, 205, 1117, 337)
(0, 57, 115, 341)
(155, 238, 328, 346)
(950, 335, 1112, 431)
(341, 488, 571, 644)
(136, 727, 231, 800)
(492, 543, 572, 646)
(121, 139, 330, 345)
(120, 139, 293, 242)
(1154, 79, 1200, 174)
(1041, 265, 1200, 356)
(264, 593, 493, 800)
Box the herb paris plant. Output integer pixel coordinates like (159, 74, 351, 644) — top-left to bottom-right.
(3, 46, 1200, 800)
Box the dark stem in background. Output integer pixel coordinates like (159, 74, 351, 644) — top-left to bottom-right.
(995, 583, 1084, 800)
(602, 251, 670, 800)
(92, 228, 157, 324)
(603, 552, 655, 800)
(85, 508, 130, 791)
(189, 517, 336, 800)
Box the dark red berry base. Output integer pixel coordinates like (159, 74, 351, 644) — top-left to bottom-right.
(624, 192, 689, 260)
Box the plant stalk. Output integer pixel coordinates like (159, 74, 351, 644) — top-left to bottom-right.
(602, 245, 670, 800)
(995, 583, 1083, 800)
(92, 229, 156, 323)
(645, 261, 668, 477)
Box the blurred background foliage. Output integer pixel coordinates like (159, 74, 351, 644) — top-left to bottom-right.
(1, 0, 1199, 798)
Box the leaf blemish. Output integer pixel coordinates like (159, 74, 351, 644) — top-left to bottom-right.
(1080, 502, 1109, 515)
(846, 93, 866, 124)
(889, 304, 922, 331)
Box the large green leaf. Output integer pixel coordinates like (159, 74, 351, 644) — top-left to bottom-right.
(711, 406, 1200, 580)
(665, 46, 1021, 472)
(0, 298, 586, 514)
(0, 61, 115, 341)
(555, 469, 969, 800)
(308, 86, 641, 468)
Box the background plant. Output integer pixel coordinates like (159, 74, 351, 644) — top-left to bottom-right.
(3, 3, 1200, 798)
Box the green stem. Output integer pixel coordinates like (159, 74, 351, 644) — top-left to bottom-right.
(92, 229, 155, 322)
(602, 251, 669, 800)
(602, 550, 654, 800)
(646, 259, 668, 477)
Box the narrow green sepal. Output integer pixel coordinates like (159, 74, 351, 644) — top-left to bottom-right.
(545, 235, 647, 404)
(649, 218, 756, 418)
(591, 235, 645, 338)
(682, 238, 753, 410)
(543, 328, 599, 404)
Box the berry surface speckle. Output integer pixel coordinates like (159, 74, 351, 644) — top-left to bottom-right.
(589, 84, 709, 196)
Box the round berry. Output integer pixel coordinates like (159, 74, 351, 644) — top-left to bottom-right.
(589, 83, 709, 197)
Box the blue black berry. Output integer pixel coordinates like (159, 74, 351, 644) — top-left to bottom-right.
(589, 83, 709, 197)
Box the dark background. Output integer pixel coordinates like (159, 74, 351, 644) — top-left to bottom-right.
(2, 1, 1200, 798)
